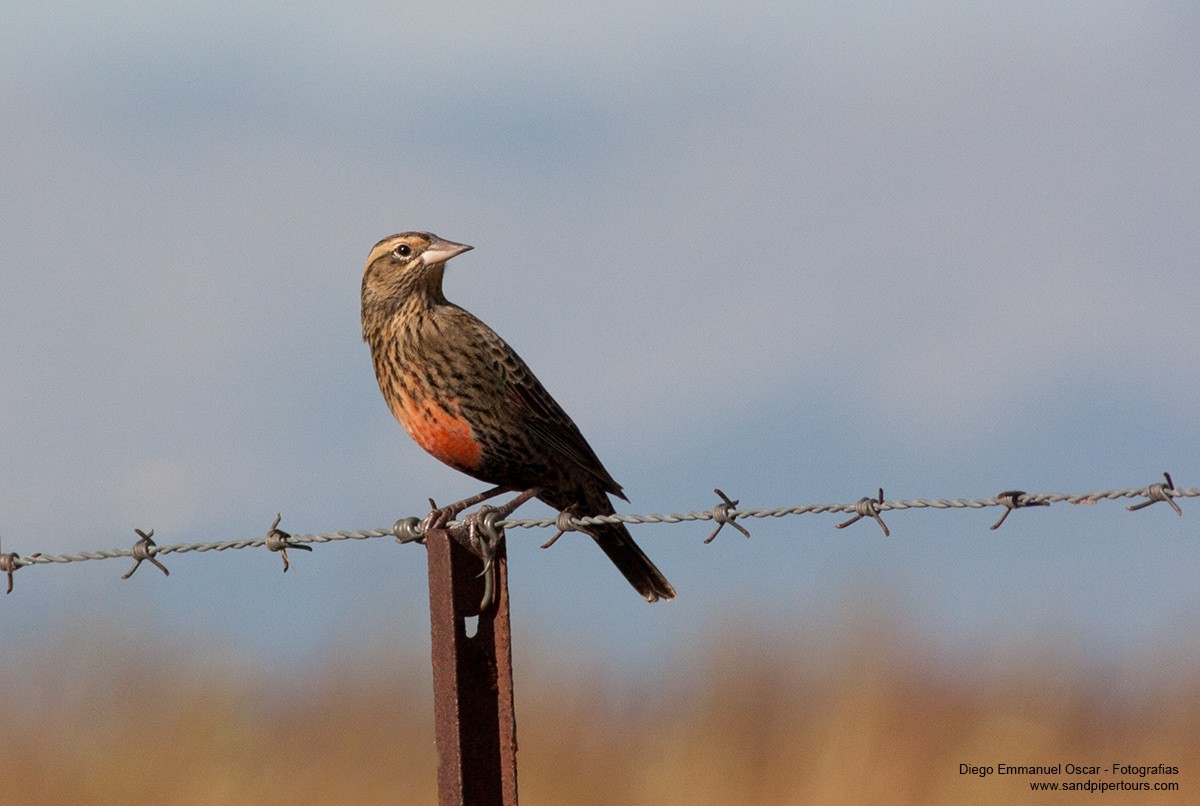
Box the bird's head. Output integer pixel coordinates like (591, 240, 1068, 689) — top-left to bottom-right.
(361, 231, 473, 309)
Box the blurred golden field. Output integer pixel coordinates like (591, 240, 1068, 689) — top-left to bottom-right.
(3, 619, 1197, 806)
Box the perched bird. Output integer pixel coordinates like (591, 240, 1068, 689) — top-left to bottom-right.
(361, 232, 675, 602)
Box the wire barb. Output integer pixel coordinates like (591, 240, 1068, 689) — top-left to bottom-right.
(121, 528, 170, 580)
(454, 489, 536, 610)
(264, 513, 312, 572)
(463, 507, 506, 611)
(836, 488, 890, 536)
(705, 489, 751, 543)
(1126, 472, 1183, 516)
(990, 491, 1051, 530)
(541, 508, 579, 549)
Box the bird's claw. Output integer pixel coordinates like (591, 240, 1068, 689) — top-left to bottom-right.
(462, 505, 506, 611)
(464, 506, 504, 568)
(421, 488, 536, 611)
(422, 497, 460, 534)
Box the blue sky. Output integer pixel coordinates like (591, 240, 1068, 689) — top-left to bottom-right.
(2, 2, 1199, 677)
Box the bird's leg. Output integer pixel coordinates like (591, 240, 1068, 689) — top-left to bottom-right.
(492, 487, 541, 519)
(423, 485, 511, 533)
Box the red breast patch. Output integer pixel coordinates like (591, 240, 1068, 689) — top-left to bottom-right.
(390, 393, 483, 471)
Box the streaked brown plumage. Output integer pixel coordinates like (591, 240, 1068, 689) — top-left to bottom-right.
(361, 231, 675, 602)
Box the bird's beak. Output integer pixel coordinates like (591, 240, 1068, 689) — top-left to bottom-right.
(421, 237, 473, 267)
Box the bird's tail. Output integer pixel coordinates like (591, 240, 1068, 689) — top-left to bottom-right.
(541, 487, 675, 602)
(586, 518, 677, 602)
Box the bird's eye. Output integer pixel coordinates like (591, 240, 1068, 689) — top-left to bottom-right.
(393, 243, 412, 258)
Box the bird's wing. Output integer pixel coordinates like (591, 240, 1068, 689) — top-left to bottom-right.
(464, 315, 625, 499)
(441, 305, 628, 496)
(506, 362, 626, 498)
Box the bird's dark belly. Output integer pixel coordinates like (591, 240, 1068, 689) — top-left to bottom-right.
(469, 432, 559, 491)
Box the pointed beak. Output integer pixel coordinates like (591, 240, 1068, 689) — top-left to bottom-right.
(421, 237, 473, 267)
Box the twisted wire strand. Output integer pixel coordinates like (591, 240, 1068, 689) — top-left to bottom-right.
(11, 529, 395, 567)
(6, 485, 1195, 572)
(502, 487, 1200, 528)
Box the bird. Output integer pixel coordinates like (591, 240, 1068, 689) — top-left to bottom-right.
(361, 231, 675, 602)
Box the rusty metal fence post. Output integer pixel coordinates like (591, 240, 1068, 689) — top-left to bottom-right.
(425, 525, 519, 805)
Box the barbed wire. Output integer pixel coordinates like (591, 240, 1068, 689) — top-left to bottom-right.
(1, 473, 1193, 593)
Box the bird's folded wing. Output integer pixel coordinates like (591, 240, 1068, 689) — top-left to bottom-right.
(505, 364, 626, 500)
